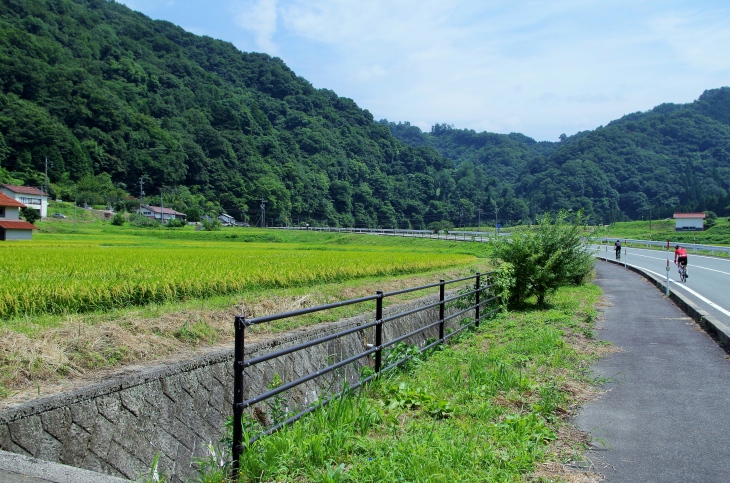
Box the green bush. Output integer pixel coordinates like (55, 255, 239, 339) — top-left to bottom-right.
(128, 213, 159, 228)
(111, 212, 126, 226)
(20, 207, 41, 224)
(201, 218, 222, 231)
(491, 210, 595, 307)
(164, 217, 186, 228)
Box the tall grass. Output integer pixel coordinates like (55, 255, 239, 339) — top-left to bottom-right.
(196, 284, 602, 482)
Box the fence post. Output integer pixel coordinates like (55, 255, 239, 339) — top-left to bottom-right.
(475, 273, 481, 328)
(439, 280, 445, 340)
(375, 291, 383, 373)
(231, 315, 246, 479)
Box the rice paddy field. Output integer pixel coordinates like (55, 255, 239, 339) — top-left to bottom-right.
(0, 219, 491, 400)
(0, 237, 475, 320)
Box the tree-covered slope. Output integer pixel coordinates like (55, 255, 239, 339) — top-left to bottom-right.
(2, 0, 729, 229)
(0, 0, 458, 228)
(526, 88, 730, 220)
(386, 88, 730, 224)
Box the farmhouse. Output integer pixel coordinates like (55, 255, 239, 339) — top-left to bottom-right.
(0, 192, 38, 241)
(673, 212, 706, 231)
(0, 184, 48, 218)
(136, 204, 187, 223)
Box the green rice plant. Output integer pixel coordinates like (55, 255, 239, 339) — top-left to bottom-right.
(0, 239, 475, 320)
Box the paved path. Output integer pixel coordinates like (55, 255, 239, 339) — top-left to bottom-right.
(576, 261, 730, 482)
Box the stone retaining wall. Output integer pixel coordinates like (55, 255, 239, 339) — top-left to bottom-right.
(0, 291, 469, 481)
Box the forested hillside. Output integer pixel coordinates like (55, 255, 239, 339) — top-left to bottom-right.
(0, 0, 458, 229)
(385, 88, 730, 224)
(1, 0, 729, 229)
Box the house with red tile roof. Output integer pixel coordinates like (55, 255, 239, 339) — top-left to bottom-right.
(0, 192, 38, 241)
(0, 184, 48, 218)
(673, 212, 706, 231)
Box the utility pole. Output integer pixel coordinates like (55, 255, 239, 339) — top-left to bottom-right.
(160, 189, 164, 225)
(139, 177, 145, 214)
(492, 199, 499, 236)
(259, 198, 266, 228)
(478, 208, 481, 231)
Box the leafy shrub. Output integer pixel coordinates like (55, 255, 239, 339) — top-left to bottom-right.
(164, 217, 186, 228)
(491, 210, 594, 307)
(20, 207, 40, 224)
(111, 212, 126, 226)
(201, 218, 222, 231)
(128, 213, 159, 228)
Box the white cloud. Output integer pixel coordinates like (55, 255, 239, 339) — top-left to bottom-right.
(118, 0, 730, 140)
(232, 0, 280, 54)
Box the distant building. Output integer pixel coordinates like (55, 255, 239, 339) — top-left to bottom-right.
(673, 212, 706, 231)
(0, 192, 38, 240)
(136, 205, 187, 223)
(218, 214, 236, 226)
(0, 184, 48, 218)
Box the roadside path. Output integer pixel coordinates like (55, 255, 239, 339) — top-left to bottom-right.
(576, 261, 730, 482)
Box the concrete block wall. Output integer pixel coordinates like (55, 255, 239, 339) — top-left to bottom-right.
(0, 291, 470, 481)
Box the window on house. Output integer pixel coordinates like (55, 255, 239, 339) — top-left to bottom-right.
(0, 207, 5, 217)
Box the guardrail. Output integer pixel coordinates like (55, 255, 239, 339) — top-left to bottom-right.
(272, 226, 508, 241)
(598, 238, 730, 257)
(231, 272, 498, 478)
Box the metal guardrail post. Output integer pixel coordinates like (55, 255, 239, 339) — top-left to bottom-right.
(475, 273, 481, 328)
(374, 291, 383, 373)
(231, 315, 246, 478)
(439, 280, 445, 340)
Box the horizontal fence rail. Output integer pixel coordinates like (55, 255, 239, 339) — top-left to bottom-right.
(599, 238, 730, 257)
(231, 272, 498, 478)
(271, 225, 510, 241)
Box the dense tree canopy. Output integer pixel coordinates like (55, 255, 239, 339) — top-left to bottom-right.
(1, 0, 729, 228)
(384, 87, 730, 225)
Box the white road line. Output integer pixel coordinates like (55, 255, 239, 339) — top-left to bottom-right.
(595, 245, 730, 264)
(624, 264, 730, 319)
(621, 253, 730, 276)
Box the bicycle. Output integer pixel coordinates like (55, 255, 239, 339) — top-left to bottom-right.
(615, 248, 621, 261)
(677, 262, 687, 283)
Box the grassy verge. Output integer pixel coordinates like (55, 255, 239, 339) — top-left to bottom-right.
(191, 283, 607, 483)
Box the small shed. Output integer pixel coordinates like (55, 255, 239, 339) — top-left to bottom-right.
(673, 212, 706, 231)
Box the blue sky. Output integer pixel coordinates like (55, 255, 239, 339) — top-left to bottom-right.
(116, 0, 730, 142)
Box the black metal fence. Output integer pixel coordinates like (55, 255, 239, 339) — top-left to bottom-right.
(231, 271, 499, 477)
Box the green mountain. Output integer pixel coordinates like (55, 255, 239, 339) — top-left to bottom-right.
(1, 0, 729, 229)
(0, 0, 457, 229)
(384, 88, 730, 224)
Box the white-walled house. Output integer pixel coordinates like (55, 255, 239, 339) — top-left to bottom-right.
(136, 204, 187, 223)
(0, 192, 38, 241)
(673, 212, 706, 231)
(0, 184, 48, 218)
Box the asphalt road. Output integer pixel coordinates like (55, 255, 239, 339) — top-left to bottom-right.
(594, 243, 730, 330)
(577, 261, 730, 482)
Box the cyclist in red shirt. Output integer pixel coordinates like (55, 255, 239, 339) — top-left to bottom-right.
(674, 245, 688, 276)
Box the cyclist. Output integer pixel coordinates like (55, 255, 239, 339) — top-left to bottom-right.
(614, 239, 622, 259)
(674, 245, 688, 277)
